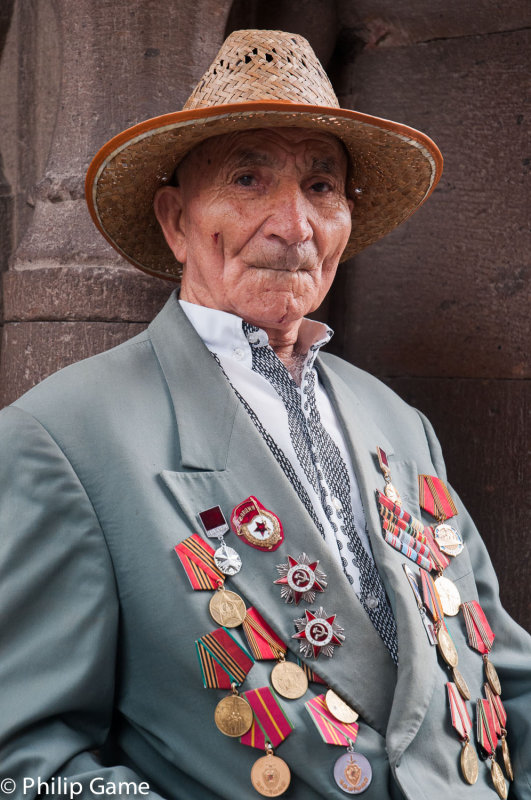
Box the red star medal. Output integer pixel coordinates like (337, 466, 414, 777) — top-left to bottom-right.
(274, 553, 327, 605)
(293, 608, 345, 659)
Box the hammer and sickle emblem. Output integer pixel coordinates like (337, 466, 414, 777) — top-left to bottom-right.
(310, 623, 328, 641)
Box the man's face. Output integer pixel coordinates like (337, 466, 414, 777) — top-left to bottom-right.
(155, 127, 353, 331)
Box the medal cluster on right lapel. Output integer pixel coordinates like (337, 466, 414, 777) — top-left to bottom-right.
(375, 448, 513, 796)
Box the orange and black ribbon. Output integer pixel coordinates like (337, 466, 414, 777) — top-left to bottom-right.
(195, 627, 254, 689)
(174, 533, 224, 590)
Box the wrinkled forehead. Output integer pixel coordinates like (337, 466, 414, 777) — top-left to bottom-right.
(177, 127, 348, 183)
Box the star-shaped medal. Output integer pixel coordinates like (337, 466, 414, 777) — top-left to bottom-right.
(274, 553, 327, 605)
(292, 607, 345, 659)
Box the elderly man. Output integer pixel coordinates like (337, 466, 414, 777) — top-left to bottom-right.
(0, 29, 529, 800)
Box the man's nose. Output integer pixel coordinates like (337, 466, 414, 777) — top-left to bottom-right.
(262, 184, 313, 246)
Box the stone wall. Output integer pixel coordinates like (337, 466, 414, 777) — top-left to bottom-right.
(1, 0, 529, 628)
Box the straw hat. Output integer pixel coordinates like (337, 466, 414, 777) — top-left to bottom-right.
(85, 29, 443, 282)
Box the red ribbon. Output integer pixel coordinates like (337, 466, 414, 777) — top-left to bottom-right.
(240, 687, 293, 749)
(446, 682, 472, 740)
(461, 601, 495, 654)
(418, 475, 458, 521)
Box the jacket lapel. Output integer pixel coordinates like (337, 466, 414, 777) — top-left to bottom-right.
(316, 357, 438, 763)
(149, 296, 402, 735)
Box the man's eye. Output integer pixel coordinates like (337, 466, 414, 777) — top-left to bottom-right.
(310, 181, 333, 193)
(235, 174, 256, 187)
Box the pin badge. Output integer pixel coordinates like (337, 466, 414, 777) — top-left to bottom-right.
(231, 496, 284, 551)
(198, 506, 242, 576)
(274, 553, 327, 605)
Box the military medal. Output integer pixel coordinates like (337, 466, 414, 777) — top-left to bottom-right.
(477, 699, 507, 799)
(433, 574, 461, 617)
(376, 446, 402, 505)
(241, 688, 294, 797)
(198, 505, 242, 576)
(292, 608, 345, 659)
(209, 587, 247, 628)
(242, 606, 308, 699)
(215, 686, 254, 738)
(305, 695, 371, 794)
(325, 690, 359, 724)
(446, 682, 478, 784)
(461, 601, 501, 694)
(231, 496, 284, 551)
(377, 491, 435, 570)
(195, 629, 255, 736)
(274, 553, 327, 605)
(175, 534, 247, 627)
(250, 744, 291, 798)
(402, 564, 437, 645)
(485, 684, 514, 781)
(420, 569, 465, 675)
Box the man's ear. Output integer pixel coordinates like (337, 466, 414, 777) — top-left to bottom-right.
(153, 185, 187, 264)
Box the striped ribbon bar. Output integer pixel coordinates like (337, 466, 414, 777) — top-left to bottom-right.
(485, 683, 507, 729)
(376, 491, 426, 540)
(242, 607, 286, 660)
(240, 686, 294, 749)
(418, 475, 458, 521)
(477, 698, 498, 755)
(461, 601, 495, 654)
(381, 518, 432, 560)
(305, 694, 359, 747)
(196, 627, 254, 689)
(297, 658, 326, 685)
(447, 682, 472, 740)
(175, 533, 224, 590)
(420, 569, 444, 623)
(384, 531, 433, 571)
(422, 526, 451, 571)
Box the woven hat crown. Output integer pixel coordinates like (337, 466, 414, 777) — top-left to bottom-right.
(183, 29, 339, 110)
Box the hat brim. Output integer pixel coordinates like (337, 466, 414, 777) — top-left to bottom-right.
(85, 100, 443, 282)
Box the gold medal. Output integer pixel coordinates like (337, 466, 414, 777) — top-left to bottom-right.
(209, 587, 246, 628)
(451, 666, 471, 701)
(460, 740, 479, 785)
(251, 745, 291, 797)
(484, 656, 502, 695)
(214, 691, 253, 737)
(270, 659, 308, 700)
(490, 759, 507, 799)
(501, 736, 514, 781)
(325, 689, 359, 724)
(437, 626, 458, 667)
(433, 575, 461, 616)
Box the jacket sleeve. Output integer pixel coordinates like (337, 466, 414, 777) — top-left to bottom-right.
(0, 406, 166, 799)
(418, 410, 531, 800)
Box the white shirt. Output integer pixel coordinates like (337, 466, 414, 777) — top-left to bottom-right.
(179, 300, 373, 594)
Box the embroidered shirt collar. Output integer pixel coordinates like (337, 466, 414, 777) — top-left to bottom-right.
(179, 300, 333, 368)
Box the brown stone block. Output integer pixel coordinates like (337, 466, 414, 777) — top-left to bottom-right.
(0, 321, 147, 407)
(385, 375, 530, 631)
(338, 0, 531, 46)
(3, 266, 174, 322)
(328, 29, 529, 380)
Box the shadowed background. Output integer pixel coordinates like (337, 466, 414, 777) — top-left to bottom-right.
(0, 0, 529, 629)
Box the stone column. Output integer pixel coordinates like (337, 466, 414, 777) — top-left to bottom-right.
(0, 0, 233, 405)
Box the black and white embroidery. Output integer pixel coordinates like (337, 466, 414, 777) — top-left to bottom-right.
(214, 324, 399, 665)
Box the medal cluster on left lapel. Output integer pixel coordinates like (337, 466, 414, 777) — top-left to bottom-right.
(374, 447, 513, 795)
(173, 496, 372, 796)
